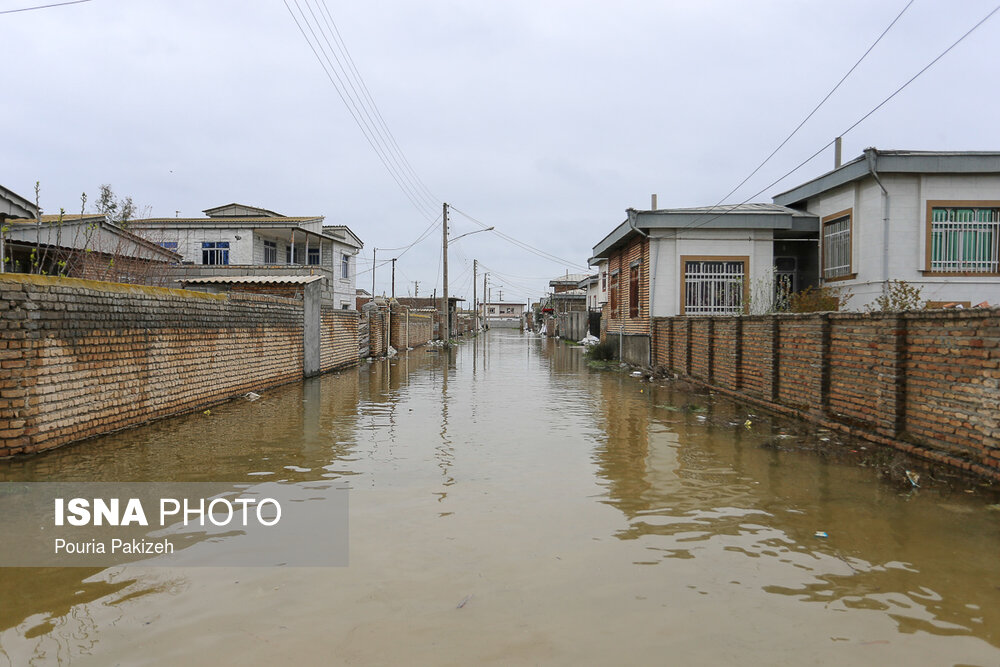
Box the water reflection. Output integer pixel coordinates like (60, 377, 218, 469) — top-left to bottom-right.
(584, 354, 1000, 647)
(0, 331, 998, 665)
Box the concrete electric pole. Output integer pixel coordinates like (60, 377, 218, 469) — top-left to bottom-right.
(442, 202, 450, 343)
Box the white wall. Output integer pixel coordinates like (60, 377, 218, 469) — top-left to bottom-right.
(649, 228, 774, 317)
(807, 173, 1000, 309)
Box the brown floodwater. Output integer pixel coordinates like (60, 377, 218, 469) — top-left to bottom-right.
(1, 330, 999, 666)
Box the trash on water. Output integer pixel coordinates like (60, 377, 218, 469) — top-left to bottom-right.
(905, 470, 921, 488)
(456, 595, 472, 609)
(743, 419, 752, 430)
(814, 531, 828, 538)
(202, 409, 211, 416)
(631, 371, 643, 377)
(244, 392, 261, 402)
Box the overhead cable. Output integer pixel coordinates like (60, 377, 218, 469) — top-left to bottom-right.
(682, 2, 1000, 232)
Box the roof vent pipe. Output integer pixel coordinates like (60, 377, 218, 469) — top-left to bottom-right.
(835, 137, 842, 168)
(651, 194, 658, 211)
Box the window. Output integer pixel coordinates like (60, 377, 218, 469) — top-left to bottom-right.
(307, 247, 320, 266)
(682, 257, 747, 315)
(628, 261, 640, 318)
(601, 272, 607, 291)
(341, 253, 350, 279)
(929, 204, 999, 273)
(822, 211, 852, 280)
(286, 245, 294, 263)
(202, 241, 229, 265)
(263, 240, 277, 264)
(774, 257, 796, 305)
(341, 303, 350, 310)
(609, 270, 619, 317)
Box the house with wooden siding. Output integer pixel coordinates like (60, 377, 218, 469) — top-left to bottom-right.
(590, 201, 818, 365)
(773, 148, 1000, 310)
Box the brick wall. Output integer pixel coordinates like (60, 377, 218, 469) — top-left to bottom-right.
(0, 274, 360, 456)
(407, 313, 433, 347)
(602, 234, 650, 337)
(651, 308, 1000, 480)
(320, 307, 359, 372)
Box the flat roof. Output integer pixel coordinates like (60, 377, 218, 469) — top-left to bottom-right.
(590, 203, 817, 261)
(773, 148, 1000, 207)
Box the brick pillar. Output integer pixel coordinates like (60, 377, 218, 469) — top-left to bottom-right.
(0, 281, 38, 455)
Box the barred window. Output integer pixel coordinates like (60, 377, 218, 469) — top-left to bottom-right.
(822, 215, 851, 279)
(263, 240, 277, 264)
(930, 206, 999, 273)
(202, 241, 229, 266)
(683, 259, 745, 315)
(307, 247, 320, 266)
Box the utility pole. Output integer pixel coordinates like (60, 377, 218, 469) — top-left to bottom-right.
(483, 272, 488, 327)
(391, 258, 396, 300)
(413, 281, 419, 298)
(499, 289, 503, 302)
(442, 202, 450, 343)
(473, 259, 478, 331)
(371, 247, 376, 301)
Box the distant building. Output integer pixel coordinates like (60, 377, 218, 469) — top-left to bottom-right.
(130, 203, 363, 309)
(481, 301, 525, 329)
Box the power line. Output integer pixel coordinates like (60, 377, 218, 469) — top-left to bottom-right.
(449, 206, 591, 271)
(0, 0, 91, 14)
(681, 2, 1000, 232)
(700, 0, 914, 217)
(282, 0, 439, 221)
(300, 0, 438, 214)
(314, 0, 440, 209)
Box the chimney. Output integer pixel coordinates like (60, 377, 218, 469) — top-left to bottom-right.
(834, 137, 842, 169)
(651, 194, 658, 211)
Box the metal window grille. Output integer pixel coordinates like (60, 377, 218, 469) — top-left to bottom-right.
(263, 240, 277, 264)
(307, 247, 320, 266)
(201, 241, 229, 266)
(931, 207, 999, 272)
(823, 217, 850, 278)
(684, 260, 744, 315)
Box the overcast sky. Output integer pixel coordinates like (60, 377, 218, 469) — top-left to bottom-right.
(5, 0, 1000, 303)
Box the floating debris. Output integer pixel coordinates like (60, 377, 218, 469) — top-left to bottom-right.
(456, 594, 472, 609)
(743, 419, 752, 430)
(905, 470, 921, 488)
(244, 392, 261, 402)
(814, 531, 828, 539)
(202, 409, 211, 416)
(631, 371, 643, 377)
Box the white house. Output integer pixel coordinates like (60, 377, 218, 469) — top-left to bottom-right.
(773, 148, 1000, 309)
(590, 202, 819, 319)
(131, 203, 363, 309)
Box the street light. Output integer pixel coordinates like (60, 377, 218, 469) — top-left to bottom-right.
(449, 227, 494, 245)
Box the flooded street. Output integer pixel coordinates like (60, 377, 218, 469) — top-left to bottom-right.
(2, 330, 999, 666)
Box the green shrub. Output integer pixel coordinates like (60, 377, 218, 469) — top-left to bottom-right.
(585, 340, 617, 361)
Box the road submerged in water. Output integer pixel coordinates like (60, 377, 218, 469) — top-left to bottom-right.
(1, 330, 999, 666)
